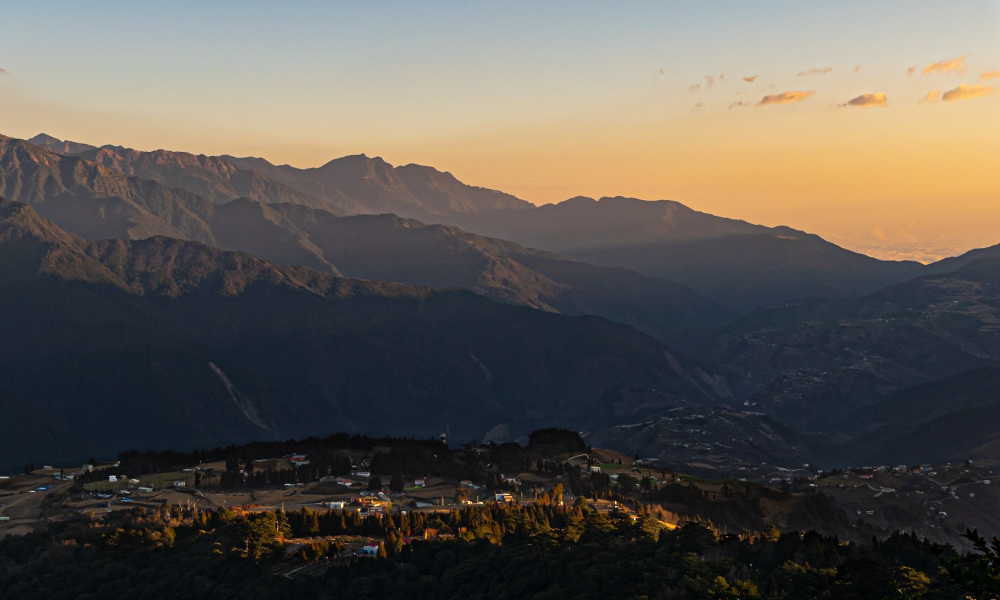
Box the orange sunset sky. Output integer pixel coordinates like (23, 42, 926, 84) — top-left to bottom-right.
(1, 1, 998, 261)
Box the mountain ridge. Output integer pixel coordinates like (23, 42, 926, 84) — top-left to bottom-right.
(0, 199, 729, 469)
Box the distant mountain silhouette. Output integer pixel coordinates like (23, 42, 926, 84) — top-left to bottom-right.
(921, 243, 1000, 275)
(27, 133, 98, 155)
(28, 134, 337, 211)
(450, 196, 923, 310)
(0, 136, 733, 339)
(0, 199, 728, 469)
(222, 153, 533, 220)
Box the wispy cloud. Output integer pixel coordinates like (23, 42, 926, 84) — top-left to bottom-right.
(659, 68, 664, 76)
(742, 75, 758, 83)
(688, 83, 701, 92)
(842, 93, 887, 108)
(981, 69, 1000, 82)
(851, 64, 860, 73)
(941, 83, 997, 102)
(923, 55, 969, 75)
(694, 102, 703, 109)
(0, 68, 10, 76)
(759, 90, 815, 106)
(718, 73, 725, 80)
(797, 67, 833, 77)
(704, 75, 715, 88)
(907, 67, 917, 76)
(920, 89, 939, 103)
(728, 101, 749, 109)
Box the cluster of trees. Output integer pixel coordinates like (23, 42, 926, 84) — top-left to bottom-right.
(3, 495, 998, 599)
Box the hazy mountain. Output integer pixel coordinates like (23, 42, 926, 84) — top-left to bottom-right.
(846, 360, 1000, 465)
(27, 133, 98, 155)
(451, 196, 923, 310)
(222, 153, 533, 219)
(0, 199, 727, 469)
(0, 136, 734, 338)
(0, 134, 216, 241)
(205, 200, 736, 335)
(694, 257, 1000, 433)
(922, 242, 1000, 276)
(74, 145, 337, 211)
(28, 134, 338, 212)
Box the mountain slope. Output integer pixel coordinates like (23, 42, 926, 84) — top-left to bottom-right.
(692, 257, 1000, 433)
(846, 361, 1000, 465)
(451, 196, 922, 310)
(28, 134, 338, 212)
(0, 135, 217, 242)
(0, 138, 734, 337)
(0, 200, 726, 469)
(222, 153, 533, 219)
(27, 133, 97, 155)
(205, 200, 736, 334)
(922, 242, 1000, 276)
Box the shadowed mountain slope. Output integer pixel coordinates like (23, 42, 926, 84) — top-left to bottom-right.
(450, 196, 923, 310)
(691, 257, 1000, 434)
(0, 200, 727, 470)
(845, 360, 1000, 465)
(0, 137, 734, 338)
(205, 200, 736, 335)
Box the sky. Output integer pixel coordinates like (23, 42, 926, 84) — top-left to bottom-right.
(1, 1, 998, 262)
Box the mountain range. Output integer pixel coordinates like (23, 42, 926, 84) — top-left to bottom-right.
(5, 132, 1000, 470)
(25, 133, 945, 311)
(0, 199, 730, 470)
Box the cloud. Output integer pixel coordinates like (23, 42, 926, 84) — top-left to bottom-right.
(694, 102, 703, 109)
(758, 90, 815, 105)
(688, 83, 701, 92)
(742, 75, 758, 83)
(941, 83, 997, 102)
(923, 55, 969, 75)
(981, 69, 1000, 82)
(872, 227, 886, 241)
(658, 68, 664, 76)
(907, 67, 917, 76)
(0, 68, 10, 76)
(920, 89, 939, 103)
(851, 64, 860, 73)
(842, 93, 887, 108)
(719, 73, 725, 80)
(797, 67, 833, 76)
(728, 101, 749, 109)
(704, 75, 715, 88)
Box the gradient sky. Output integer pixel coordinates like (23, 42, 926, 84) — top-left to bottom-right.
(1, 1, 998, 261)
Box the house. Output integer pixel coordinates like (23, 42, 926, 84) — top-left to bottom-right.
(358, 544, 380, 556)
(414, 478, 426, 487)
(589, 466, 601, 473)
(173, 480, 186, 488)
(108, 475, 118, 483)
(356, 471, 371, 478)
(460, 480, 474, 487)
(336, 478, 354, 487)
(138, 486, 154, 493)
(495, 492, 513, 502)
(290, 455, 310, 467)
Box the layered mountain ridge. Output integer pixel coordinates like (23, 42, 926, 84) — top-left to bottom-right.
(0, 199, 728, 470)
